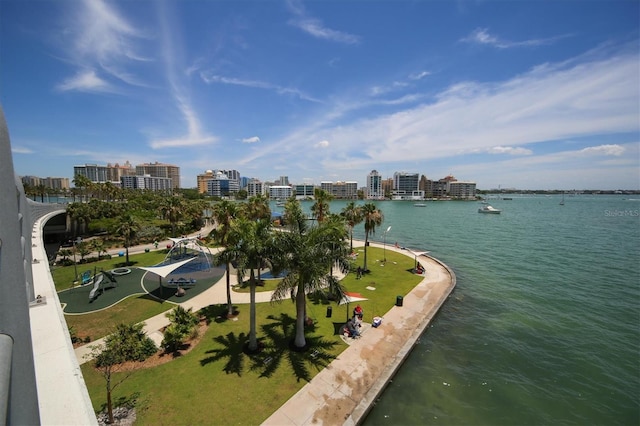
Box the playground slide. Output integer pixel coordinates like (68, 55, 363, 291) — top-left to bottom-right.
(88, 274, 104, 301)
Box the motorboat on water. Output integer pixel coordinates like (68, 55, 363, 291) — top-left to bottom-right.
(478, 205, 501, 214)
(414, 203, 427, 207)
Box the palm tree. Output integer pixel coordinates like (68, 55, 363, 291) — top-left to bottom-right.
(271, 199, 349, 350)
(159, 195, 185, 236)
(113, 213, 140, 266)
(311, 188, 333, 222)
(230, 217, 274, 352)
(242, 194, 271, 221)
(341, 201, 363, 252)
(73, 174, 92, 201)
(211, 200, 240, 318)
(361, 203, 384, 272)
(91, 238, 106, 260)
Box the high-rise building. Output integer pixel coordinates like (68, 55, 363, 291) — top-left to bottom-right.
(207, 171, 240, 197)
(366, 170, 383, 199)
(121, 175, 172, 191)
(197, 170, 215, 194)
(73, 162, 135, 184)
(247, 178, 266, 197)
(136, 162, 180, 189)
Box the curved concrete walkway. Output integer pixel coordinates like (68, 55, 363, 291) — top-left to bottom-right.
(263, 245, 456, 425)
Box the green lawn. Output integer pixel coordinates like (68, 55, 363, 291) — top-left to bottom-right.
(78, 246, 424, 424)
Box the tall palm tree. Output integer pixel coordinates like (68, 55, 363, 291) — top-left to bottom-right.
(230, 217, 274, 352)
(211, 200, 240, 318)
(113, 213, 140, 266)
(159, 195, 185, 236)
(361, 202, 384, 272)
(311, 188, 333, 223)
(341, 201, 363, 252)
(271, 199, 349, 350)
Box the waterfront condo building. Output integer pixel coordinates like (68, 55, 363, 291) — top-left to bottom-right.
(321, 181, 358, 199)
(135, 162, 180, 189)
(247, 178, 266, 197)
(121, 175, 173, 192)
(207, 171, 240, 197)
(366, 170, 383, 199)
(73, 161, 136, 184)
(269, 185, 293, 199)
(294, 184, 315, 199)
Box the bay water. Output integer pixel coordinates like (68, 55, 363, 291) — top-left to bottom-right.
(294, 195, 639, 425)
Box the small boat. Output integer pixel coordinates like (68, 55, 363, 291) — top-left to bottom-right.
(478, 205, 501, 214)
(414, 203, 427, 207)
(560, 193, 565, 206)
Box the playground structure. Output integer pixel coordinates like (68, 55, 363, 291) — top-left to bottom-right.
(88, 270, 118, 302)
(164, 236, 212, 272)
(139, 236, 214, 297)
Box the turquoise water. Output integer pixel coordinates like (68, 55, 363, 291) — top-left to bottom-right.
(290, 196, 640, 425)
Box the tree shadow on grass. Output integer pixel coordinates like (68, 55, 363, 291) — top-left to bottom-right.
(198, 304, 237, 324)
(250, 313, 338, 382)
(98, 391, 140, 413)
(199, 331, 248, 376)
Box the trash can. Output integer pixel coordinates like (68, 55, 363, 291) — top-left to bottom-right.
(326, 306, 332, 318)
(396, 295, 403, 307)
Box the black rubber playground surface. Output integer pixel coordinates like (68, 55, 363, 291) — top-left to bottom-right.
(59, 265, 225, 314)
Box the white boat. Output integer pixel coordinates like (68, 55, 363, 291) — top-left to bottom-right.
(414, 203, 427, 207)
(478, 205, 501, 214)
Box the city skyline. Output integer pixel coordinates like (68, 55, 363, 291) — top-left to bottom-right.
(1, 0, 638, 190)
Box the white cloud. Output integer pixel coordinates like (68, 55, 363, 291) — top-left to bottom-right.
(315, 140, 330, 148)
(242, 136, 261, 144)
(285, 0, 360, 45)
(289, 18, 361, 44)
(409, 71, 431, 80)
(242, 47, 638, 177)
(57, 0, 149, 90)
(578, 144, 625, 156)
(11, 147, 34, 154)
(461, 28, 571, 49)
(200, 73, 321, 103)
(56, 69, 115, 93)
(486, 146, 533, 155)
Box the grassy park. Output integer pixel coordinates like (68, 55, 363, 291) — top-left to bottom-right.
(56, 245, 424, 424)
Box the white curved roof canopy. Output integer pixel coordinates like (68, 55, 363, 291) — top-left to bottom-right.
(138, 257, 196, 278)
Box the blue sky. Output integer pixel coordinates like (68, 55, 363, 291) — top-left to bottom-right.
(1, 0, 638, 190)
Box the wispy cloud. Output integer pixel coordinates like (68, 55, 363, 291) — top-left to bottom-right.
(57, 0, 149, 92)
(461, 28, 571, 49)
(242, 136, 261, 143)
(56, 69, 115, 93)
(11, 146, 34, 154)
(486, 146, 533, 155)
(148, 1, 218, 150)
(286, 0, 361, 45)
(200, 73, 322, 103)
(409, 71, 431, 80)
(241, 46, 639, 176)
(578, 144, 625, 156)
(315, 140, 330, 148)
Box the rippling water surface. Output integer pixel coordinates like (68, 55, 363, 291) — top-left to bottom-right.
(294, 195, 640, 425)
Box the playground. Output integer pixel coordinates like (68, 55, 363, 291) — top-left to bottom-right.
(59, 237, 225, 314)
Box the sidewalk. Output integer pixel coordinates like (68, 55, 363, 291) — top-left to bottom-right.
(262, 246, 456, 425)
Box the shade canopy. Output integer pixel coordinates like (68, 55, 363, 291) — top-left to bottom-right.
(138, 257, 196, 278)
(339, 292, 368, 305)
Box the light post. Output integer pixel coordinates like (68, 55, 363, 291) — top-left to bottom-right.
(383, 225, 392, 262)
